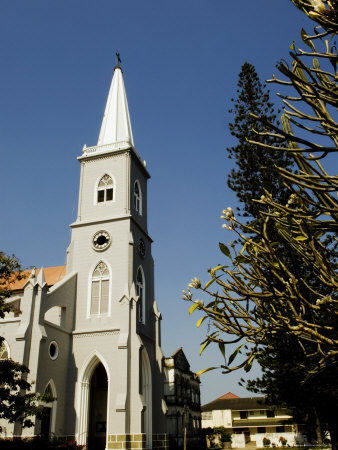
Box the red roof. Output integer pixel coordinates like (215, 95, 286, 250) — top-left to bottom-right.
(218, 392, 240, 400)
(8, 266, 66, 290)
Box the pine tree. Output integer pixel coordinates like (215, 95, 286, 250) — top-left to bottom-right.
(226, 64, 337, 444)
(185, 6, 338, 447)
(227, 62, 294, 219)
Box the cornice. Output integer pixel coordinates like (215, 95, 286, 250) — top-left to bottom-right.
(70, 214, 153, 243)
(73, 328, 120, 337)
(70, 214, 131, 228)
(77, 144, 150, 179)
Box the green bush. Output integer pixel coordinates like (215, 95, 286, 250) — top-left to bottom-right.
(0, 437, 84, 450)
(263, 437, 271, 447)
(213, 427, 232, 444)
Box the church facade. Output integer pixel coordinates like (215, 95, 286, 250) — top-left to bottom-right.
(0, 62, 169, 450)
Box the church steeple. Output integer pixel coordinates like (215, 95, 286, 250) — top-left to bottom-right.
(97, 56, 134, 148)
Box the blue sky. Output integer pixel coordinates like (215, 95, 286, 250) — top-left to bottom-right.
(1, 0, 334, 404)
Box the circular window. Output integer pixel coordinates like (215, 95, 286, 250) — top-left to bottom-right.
(92, 230, 111, 252)
(49, 341, 59, 360)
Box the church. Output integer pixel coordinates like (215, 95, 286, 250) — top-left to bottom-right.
(0, 60, 201, 450)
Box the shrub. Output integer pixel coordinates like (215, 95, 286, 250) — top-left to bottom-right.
(0, 437, 84, 450)
(279, 437, 287, 446)
(263, 437, 271, 447)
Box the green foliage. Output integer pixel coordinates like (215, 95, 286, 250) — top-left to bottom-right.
(0, 252, 25, 318)
(0, 438, 84, 449)
(184, 2, 338, 449)
(184, 0, 338, 379)
(0, 359, 52, 429)
(263, 437, 271, 447)
(0, 252, 49, 431)
(227, 62, 294, 220)
(213, 427, 232, 444)
(246, 331, 338, 445)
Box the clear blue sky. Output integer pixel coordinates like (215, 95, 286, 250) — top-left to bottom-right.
(1, 0, 334, 404)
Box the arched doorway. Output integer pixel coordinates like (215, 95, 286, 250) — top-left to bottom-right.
(88, 363, 108, 450)
(142, 349, 152, 449)
(40, 381, 57, 439)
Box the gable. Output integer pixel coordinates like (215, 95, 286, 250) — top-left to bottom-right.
(8, 266, 66, 291)
(172, 348, 190, 372)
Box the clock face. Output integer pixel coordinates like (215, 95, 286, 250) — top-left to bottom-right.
(92, 230, 111, 251)
(138, 238, 146, 258)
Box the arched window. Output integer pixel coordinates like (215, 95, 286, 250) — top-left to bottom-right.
(41, 381, 57, 438)
(0, 340, 10, 359)
(97, 174, 114, 203)
(91, 262, 110, 316)
(134, 180, 142, 215)
(45, 384, 53, 397)
(136, 266, 145, 323)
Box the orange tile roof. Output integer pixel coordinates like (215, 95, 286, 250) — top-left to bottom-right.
(218, 392, 240, 400)
(8, 266, 66, 291)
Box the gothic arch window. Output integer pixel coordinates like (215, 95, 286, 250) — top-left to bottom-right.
(134, 180, 142, 215)
(0, 340, 10, 359)
(142, 349, 152, 449)
(97, 174, 114, 203)
(41, 380, 57, 438)
(45, 384, 53, 397)
(136, 266, 145, 323)
(90, 262, 110, 316)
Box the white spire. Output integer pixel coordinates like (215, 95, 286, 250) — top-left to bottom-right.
(97, 65, 134, 147)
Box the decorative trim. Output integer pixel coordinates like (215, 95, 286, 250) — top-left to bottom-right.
(77, 146, 150, 178)
(73, 330, 119, 338)
(78, 151, 128, 163)
(83, 142, 132, 155)
(70, 214, 131, 229)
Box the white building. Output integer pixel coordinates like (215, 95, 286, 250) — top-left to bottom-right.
(202, 393, 308, 448)
(0, 60, 168, 450)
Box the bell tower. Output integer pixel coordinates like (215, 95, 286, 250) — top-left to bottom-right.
(66, 58, 167, 450)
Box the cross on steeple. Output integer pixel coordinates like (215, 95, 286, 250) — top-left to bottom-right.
(116, 52, 121, 68)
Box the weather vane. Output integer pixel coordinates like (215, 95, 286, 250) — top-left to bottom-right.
(116, 52, 121, 67)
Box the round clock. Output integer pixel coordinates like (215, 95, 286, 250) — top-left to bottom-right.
(138, 238, 146, 258)
(92, 230, 111, 251)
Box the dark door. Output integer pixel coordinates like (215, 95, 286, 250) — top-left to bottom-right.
(88, 363, 108, 450)
(40, 407, 51, 439)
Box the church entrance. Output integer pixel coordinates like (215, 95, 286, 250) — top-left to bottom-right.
(88, 363, 108, 450)
(142, 349, 152, 450)
(40, 407, 51, 438)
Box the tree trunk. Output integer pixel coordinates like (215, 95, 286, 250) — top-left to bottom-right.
(328, 424, 338, 450)
(313, 408, 323, 445)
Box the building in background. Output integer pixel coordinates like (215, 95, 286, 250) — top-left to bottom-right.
(202, 393, 308, 448)
(164, 348, 202, 450)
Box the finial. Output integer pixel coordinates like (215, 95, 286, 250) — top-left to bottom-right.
(115, 52, 122, 68)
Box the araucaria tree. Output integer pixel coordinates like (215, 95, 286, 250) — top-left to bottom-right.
(0, 252, 49, 431)
(226, 61, 336, 443)
(227, 62, 294, 220)
(183, 0, 338, 447)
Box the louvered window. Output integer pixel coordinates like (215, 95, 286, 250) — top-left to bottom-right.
(134, 180, 142, 215)
(136, 266, 145, 323)
(91, 262, 110, 315)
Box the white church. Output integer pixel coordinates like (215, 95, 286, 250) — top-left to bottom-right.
(0, 60, 197, 450)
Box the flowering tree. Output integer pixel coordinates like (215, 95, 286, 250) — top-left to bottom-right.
(184, 0, 338, 378)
